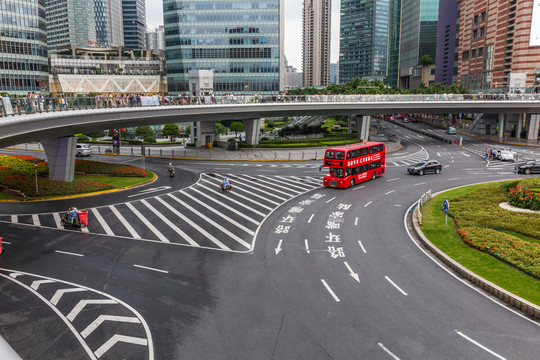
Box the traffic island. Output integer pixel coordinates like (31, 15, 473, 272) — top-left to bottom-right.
(410, 180, 540, 319)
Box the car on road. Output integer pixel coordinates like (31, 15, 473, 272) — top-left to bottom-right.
(75, 144, 92, 157)
(446, 126, 456, 134)
(498, 150, 515, 161)
(407, 160, 442, 175)
(515, 160, 540, 174)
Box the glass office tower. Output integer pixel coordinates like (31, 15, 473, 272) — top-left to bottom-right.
(46, 0, 97, 50)
(122, 0, 147, 49)
(164, 0, 284, 95)
(339, 0, 389, 83)
(386, 0, 401, 87)
(95, 0, 124, 47)
(0, 0, 48, 94)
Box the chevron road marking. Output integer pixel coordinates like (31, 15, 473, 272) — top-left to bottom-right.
(81, 315, 140, 338)
(67, 299, 117, 322)
(52, 213, 62, 228)
(198, 178, 268, 216)
(94, 334, 147, 359)
(50, 288, 87, 306)
(30, 279, 55, 290)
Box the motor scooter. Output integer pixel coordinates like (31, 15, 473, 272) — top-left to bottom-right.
(169, 168, 175, 177)
(61, 210, 88, 228)
(220, 183, 232, 192)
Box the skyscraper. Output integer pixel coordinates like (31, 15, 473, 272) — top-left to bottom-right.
(95, 0, 124, 47)
(396, 0, 439, 88)
(386, 0, 401, 87)
(302, 0, 331, 87)
(1, 0, 49, 94)
(164, 0, 285, 95)
(46, 0, 97, 50)
(339, 0, 389, 83)
(435, 0, 457, 86)
(147, 26, 165, 51)
(122, 0, 147, 49)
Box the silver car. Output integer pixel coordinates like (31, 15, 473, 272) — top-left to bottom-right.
(75, 144, 92, 157)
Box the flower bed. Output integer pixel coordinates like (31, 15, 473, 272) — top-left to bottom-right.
(507, 185, 540, 209)
(457, 225, 540, 279)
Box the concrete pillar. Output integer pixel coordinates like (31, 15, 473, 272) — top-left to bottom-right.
(243, 118, 261, 145)
(41, 136, 77, 182)
(192, 121, 215, 148)
(527, 114, 539, 142)
(356, 115, 370, 141)
(498, 113, 505, 141)
(516, 114, 523, 140)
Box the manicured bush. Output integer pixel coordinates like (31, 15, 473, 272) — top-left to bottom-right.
(144, 136, 156, 143)
(77, 135, 90, 142)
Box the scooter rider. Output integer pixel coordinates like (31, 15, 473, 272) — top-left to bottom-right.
(68, 206, 78, 224)
(221, 177, 230, 190)
(168, 163, 175, 175)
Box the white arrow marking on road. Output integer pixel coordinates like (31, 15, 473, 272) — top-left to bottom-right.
(460, 152, 470, 157)
(364, 201, 372, 208)
(275, 239, 283, 255)
(50, 288, 87, 306)
(30, 279, 55, 290)
(94, 334, 148, 358)
(358, 241, 367, 254)
(67, 299, 117, 322)
(321, 279, 340, 302)
(81, 315, 141, 338)
(344, 262, 360, 282)
(128, 186, 171, 198)
(378, 343, 401, 360)
(455, 331, 507, 360)
(305, 239, 310, 254)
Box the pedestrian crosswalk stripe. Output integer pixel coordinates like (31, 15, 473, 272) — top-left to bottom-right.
(109, 205, 141, 239)
(53, 212, 62, 229)
(91, 208, 115, 236)
(199, 177, 271, 214)
(226, 174, 289, 202)
(219, 175, 282, 206)
(32, 214, 40, 226)
(257, 174, 316, 191)
(145, 198, 198, 246)
(241, 174, 304, 194)
(126, 202, 169, 243)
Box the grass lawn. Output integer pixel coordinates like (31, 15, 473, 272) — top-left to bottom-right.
(74, 174, 154, 189)
(420, 182, 540, 306)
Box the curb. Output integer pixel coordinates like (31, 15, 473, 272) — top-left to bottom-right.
(411, 204, 540, 320)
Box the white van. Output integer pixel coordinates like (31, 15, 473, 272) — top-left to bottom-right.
(75, 144, 92, 157)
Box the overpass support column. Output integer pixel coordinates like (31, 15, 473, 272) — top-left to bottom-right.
(527, 114, 539, 143)
(356, 115, 370, 141)
(41, 136, 77, 182)
(498, 114, 506, 141)
(516, 114, 523, 140)
(243, 118, 261, 146)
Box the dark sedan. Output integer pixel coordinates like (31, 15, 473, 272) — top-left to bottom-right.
(515, 160, 540, 174)
(407, 160, 442, 175)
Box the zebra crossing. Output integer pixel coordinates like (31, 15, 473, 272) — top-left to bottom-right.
(0, 174, 322, 253)
(386, 148, 429, 167)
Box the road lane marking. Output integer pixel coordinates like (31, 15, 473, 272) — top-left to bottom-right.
(460, 152, 470, 157)
(326, 196, 336, 203)
(242, 174, 303, 195)
(308, 214, 314, 223)
(378, 343, 400, 360)
(414, 182, 427, 186)
(455, 331, 506, 360)
(199, 179, 269, 215)
(190, 187, 260, 225)
(32, 214, 40, 226)
(321, 279, 340, 302)
(127, 202, 169, 243)
(81, 315, 140, 339)
(94, 335, 148, 358)
(354, 217, 358, 226)
(385, 190, 395, 195)
(305, 239, 310, 253)
(364, 201, 372, 207)
(127, 186, 171, 198)
(385, 276, 408, 296)
(91, 208, 115, 236)
(225, 174, 288, 202)
(275, 239, 283, 255)
(109, 205, 141, 239)
(358, 241, 367, 253)
(55, 250, 83, 257)
(437, 152, 441, 157)
(30, 279, 55, 290)
(10, 215, 17, 223)
(344, 262, 360, 282)
(387, 178, 400, 182)
(353, 185, 365, 191)
(67, 299, 117, 322)
(133, 264, 169, 274)
(444, 165, 450, 168)
(53, 213, 62, 228)
(447, 177, 460, 180)
(50, 288, 87, 306)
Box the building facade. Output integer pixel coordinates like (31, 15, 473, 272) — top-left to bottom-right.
(457, 0, 540, 91)
(285, 65, 302, 90)
(330, 62, 338, 84)
(435, 0, 458, 86)
(1, 0, 49, 94)
(302, 0, 331, 87)
(122, 0, 146, 49)
(386, 0, 401, 87)
(95, 0, 124, 47)
(339, 0, 389, 83)
(46, 0, 97, 50)
(146, 26, 165, 51)
(397, 0, 439, 88)
(48, 45, 166, 95)
(164, 0, 285, 95)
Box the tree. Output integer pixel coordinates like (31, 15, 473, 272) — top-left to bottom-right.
(419, 54, 435, 66)
(229, 121, 245, 136)
(135, 126, 154, 139)
(215, 122, 227, 135)
(162, 123, 180, 140)
(84, 131, 105, 139)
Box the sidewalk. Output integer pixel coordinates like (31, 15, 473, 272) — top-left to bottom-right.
(8, 138, 402, 162)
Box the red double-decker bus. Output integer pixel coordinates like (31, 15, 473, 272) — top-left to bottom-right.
(322, 141, 386, 188)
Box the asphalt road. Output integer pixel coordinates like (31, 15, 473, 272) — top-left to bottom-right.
(0, 123, 539, 359)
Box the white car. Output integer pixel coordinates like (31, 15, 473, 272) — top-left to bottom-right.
(75, 144, 92, 157)
(498, 150, 515, 161)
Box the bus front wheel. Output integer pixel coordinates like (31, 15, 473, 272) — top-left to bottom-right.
(372, 172, 376, 180)
(350, 178, 355, 187)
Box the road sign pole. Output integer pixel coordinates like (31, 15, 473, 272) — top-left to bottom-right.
(34, 162, 38, 195)
(443, 198, 449, 226)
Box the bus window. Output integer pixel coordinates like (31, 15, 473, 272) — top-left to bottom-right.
(336, 151, 345, 160)
(364, 148, 369, 155)
(346, 167, 351, 176)
(369, 147, 373, 154)
(352, 166, 357, 175)
(374, 146, 379, 153)
(351, 150, 357, 158)
(326, 151, 335, 159)
(378, 144, 383, 152)
(346, 152, 352, 160)
(369, 162, 374, 170)
(334, 168, 345, 178)
(375, 161, 380, 168)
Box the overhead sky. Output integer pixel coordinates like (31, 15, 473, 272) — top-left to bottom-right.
(145, 0, 341, 70)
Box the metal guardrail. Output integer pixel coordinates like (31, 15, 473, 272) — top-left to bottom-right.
(1, 93, 540, 117)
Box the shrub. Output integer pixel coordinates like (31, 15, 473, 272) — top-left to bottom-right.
(507, 185, 539, 209)
(501, 180, 520, 191)
(143, 136, 156, 143)
(227, 138, 236, 142)
(77, 135, 90, 142)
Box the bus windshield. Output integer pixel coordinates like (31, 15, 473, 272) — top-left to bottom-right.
(325, 151, 335, 159)
(335, 151, 345, 160)
(332, 168, 344, 178)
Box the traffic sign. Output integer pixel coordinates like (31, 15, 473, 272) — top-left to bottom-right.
(442, 199, 449, 214)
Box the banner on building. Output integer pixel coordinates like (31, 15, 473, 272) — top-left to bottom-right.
(531, 0, 540, 46)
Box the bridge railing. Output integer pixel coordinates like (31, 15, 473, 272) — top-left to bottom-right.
(1, 93, 540, 117)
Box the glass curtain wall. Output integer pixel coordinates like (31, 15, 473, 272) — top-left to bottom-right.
(164, 0, 282, 95)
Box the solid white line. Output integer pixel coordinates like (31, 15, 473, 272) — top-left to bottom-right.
(321, 279, 340, 302)
(385, 190, 395, 195)
(259, 174, 317, 192)
(81, 315, 140, 339)
(455, 331, 507, 360)
(385, 276, 408, 296)
(50, 288, 87, 306)
(364, 201, 372, 207)
(437, 152, 441, 157)
(32, 214, 40, 226)
(91, 208, 115, 236)
(108, 205, 141, 239)
(30, 279, 55, 290)
(305, 239, 310, 253)
(1, 241, 11, 245)
(308, 214, 314, 224)
(145, 197, 197, 246)
(353, 185, 366, 191)
(378, 343, 401, 360)
(55, 250, 83, 257)
(326, 196, 336, 203)
(127, 202, 169, 243)
(414, 182, 427, 186)
(447, 177, 461, 181)
(460, 152, 470, 157)
(133, 264, 169, 274)
(354, 217, 358, 226)
(94, 334, 148, 358)
(387, 178, 400, 182)
(67, 299, 117, 322)
(358, 241, 367, 253)
(190, 187, 260, 225)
